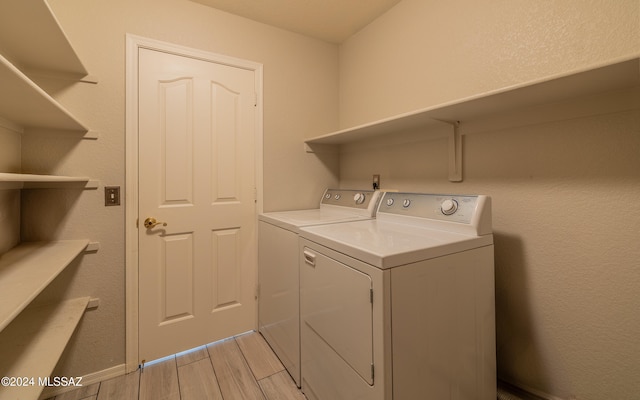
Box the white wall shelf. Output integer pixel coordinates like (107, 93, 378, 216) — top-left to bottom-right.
(0, 0, 96, 133)
(0, 240, 90, 332)
(0, 53, 89, 133)
(0, 3, 96, 394)
(305, 56, 640, 181)
(0, 297, 90, 400)
(0, 173, 98, 190)
(0, 0, 92, 81)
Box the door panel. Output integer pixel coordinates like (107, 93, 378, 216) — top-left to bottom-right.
(160, 78, 193, 205)
(211, 82, 240, 200)
(138, 47, 257, 363)
(160, 233, 194, 323)
(300, 247, 373, 385)
(211, 228, 241, 310)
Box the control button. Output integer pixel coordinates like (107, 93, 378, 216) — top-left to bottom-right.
(402, 199, 411, 208)
(354, 193, 366, 204)
(386, 198, 394, 206)
(441, 199, 458, 215)
(334, 194, 341, 200)
(324, 193, 331, 199)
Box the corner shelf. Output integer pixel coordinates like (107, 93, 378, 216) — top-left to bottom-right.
(0, 240, 90, 332)
(0, 297, 90, 400)
(305, 56, 640, 181)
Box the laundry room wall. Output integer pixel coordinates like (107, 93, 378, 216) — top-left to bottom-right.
(0, 125, 20, 253)
(336, 1, 640, 400)
(17, 0, 339, 381)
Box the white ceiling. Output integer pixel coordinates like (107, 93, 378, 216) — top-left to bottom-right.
(189, 0, 402, 43)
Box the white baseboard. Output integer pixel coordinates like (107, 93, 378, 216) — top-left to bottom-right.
(39, 364, 127, 399)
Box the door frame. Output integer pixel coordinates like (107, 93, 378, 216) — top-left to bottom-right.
(125, 34, 263, 372)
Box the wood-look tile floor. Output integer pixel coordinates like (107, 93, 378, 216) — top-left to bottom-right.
(49, 331, 306, 400)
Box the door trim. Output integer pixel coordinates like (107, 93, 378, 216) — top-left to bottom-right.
(125, 34, 263, 372)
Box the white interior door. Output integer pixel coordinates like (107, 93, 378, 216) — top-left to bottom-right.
(137, 47, 257, 363)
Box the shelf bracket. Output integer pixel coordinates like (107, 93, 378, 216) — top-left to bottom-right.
(446, 121, 462, 182)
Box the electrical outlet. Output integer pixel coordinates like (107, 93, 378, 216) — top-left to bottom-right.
(105, 186, 120, 206)
(373, 174, 380, 190)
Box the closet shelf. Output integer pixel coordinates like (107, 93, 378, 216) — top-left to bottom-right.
(0, 53, 89, 133)
(0, 297, 90, 400)
(0, 0, 90, 79)
(0, 173, 98, 189)
(0, 240, 90, 332)
(305, 56, 640, 146)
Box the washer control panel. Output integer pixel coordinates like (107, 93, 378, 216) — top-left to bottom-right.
(378, 192, 479, 224)
(321, 189, 379, 210)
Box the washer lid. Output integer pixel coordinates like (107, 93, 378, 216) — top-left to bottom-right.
(259, 208, 374, 232)
(299, 219, 493, 269)
(259, 189, 382, 232)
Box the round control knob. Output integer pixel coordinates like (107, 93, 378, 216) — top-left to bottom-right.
(441, 199, 458, 215)
(324, 193, 331, 199)
(353, 193, 366, 204)
(386, 198, 394, 206)
(402, 199, 411, 208)
(334, 194, 341, 200)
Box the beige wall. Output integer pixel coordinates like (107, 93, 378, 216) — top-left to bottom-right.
(12, 0, 339, 379)
(339, 0, 638, 127)
(0, 126, 20, 253)
(337, 0, 640, 399)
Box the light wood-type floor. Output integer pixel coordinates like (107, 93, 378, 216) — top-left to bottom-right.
(48, 331, 306, 400)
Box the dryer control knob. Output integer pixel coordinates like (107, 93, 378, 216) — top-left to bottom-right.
(441, 199, 458, 215)
(354, 193, 366, 204)
(402, 199, 411, 208)
(386, 198, 395, 206)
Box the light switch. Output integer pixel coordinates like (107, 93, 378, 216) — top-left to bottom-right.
(105, 186, 120, 206)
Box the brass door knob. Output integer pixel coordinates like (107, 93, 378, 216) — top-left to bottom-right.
(144, 217, 167, 229)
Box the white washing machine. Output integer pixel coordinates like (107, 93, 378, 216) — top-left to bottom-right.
(299, 192, 496, 400)
(258, 189, 382, 387)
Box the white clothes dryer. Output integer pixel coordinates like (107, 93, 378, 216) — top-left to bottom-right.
(299, 192, 496, 400)
(258, 189, 382, 387)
